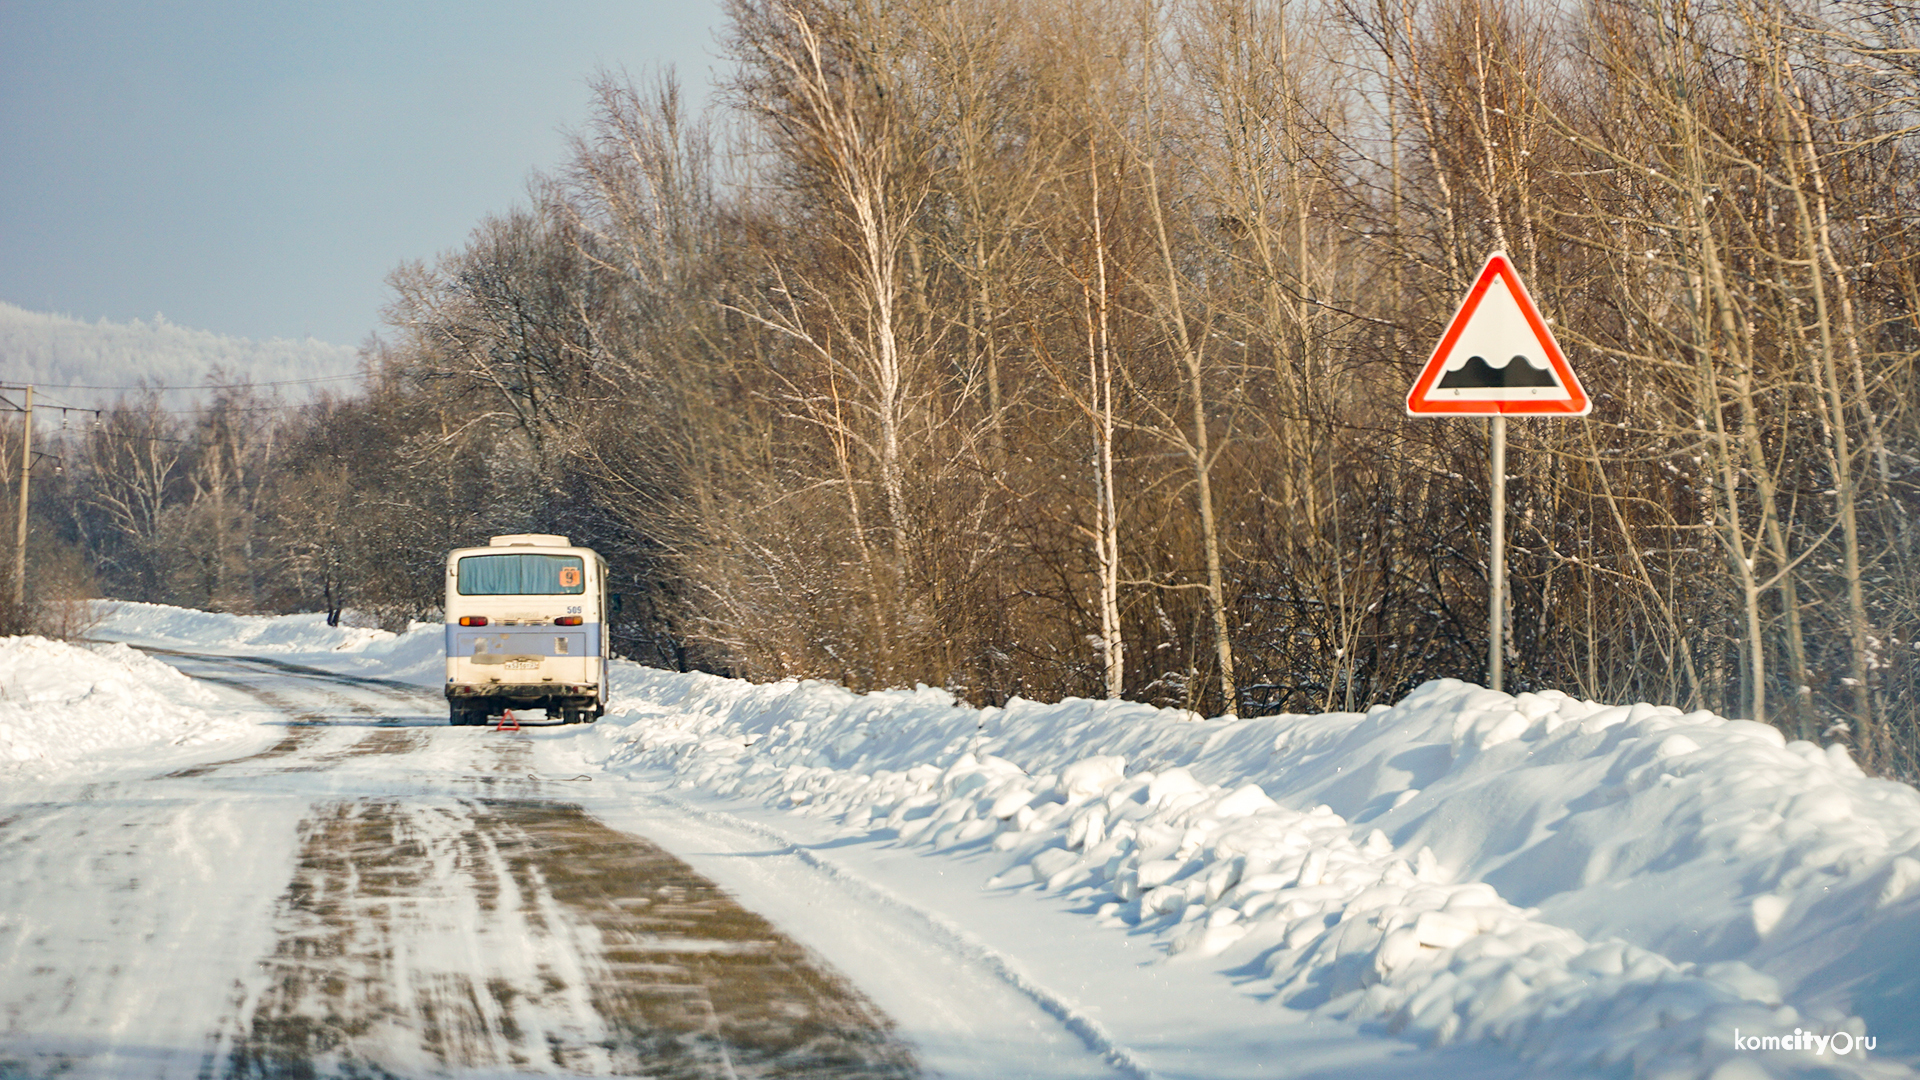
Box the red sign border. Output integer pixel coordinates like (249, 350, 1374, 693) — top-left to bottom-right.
(1405, 252, 1590, 416)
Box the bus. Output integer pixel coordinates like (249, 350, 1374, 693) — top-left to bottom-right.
(444, 534, 609, 726)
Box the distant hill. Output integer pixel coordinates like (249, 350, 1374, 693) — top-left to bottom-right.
(0, 301, 362, 408)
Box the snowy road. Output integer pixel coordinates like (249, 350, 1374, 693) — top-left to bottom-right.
(0, 648, 1043, 1079)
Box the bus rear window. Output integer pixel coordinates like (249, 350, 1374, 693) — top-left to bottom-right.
(457, 553, 586, 595)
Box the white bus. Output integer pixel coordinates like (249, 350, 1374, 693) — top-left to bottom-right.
(444, 534, 610, 726)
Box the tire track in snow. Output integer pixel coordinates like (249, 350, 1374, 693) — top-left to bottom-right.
(146, 656, 918, 1077)
(221, 796, 920, 1078)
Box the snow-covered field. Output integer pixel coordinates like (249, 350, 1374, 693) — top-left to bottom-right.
(14, 601, 1917, 1079)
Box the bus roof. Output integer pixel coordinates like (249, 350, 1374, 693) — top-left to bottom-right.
(487, 534, 570, 547)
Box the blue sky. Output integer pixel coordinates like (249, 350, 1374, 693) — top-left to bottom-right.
(0, 1, 726, 349)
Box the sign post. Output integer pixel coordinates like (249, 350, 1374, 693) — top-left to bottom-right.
(1406, 252, 1588, 691)
(1488, 413, 1506, 691)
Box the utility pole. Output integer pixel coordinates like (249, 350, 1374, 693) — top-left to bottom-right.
(12, 383, 30, 608)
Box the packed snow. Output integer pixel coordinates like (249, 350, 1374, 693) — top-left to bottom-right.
(16, 601, 1914, 1078)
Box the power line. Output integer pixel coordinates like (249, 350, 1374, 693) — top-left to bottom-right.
(12, 389, 352, 419)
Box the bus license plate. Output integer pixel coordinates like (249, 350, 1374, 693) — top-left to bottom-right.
(505, 659, 540, 671)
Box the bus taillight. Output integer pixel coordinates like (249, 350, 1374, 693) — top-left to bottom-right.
(459, 616, 489, 627)
(555, 616, 583, 626)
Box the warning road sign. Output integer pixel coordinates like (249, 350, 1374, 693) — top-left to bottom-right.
(1406, 252, 1589, 416)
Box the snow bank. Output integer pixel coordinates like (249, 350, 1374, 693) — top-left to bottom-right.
(94, 601, 395, 655)
(0, 636, 255, 775)
(581, 669, 1920, 1079)
(92, 601, 446, 687)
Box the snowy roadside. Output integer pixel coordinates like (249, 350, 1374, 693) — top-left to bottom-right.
(568, 667, 1920, 1080)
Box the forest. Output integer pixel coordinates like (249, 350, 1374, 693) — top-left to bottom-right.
(8, 0, 1920, 779)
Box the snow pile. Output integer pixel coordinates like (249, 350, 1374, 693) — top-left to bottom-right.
(92, 601, 446, 687)
(583, 669, 1920, 1078)
(0, 636, 253, 774)
(94, 601, 395, 655)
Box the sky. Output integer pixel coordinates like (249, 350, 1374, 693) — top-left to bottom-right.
(0, 1, 728, 350)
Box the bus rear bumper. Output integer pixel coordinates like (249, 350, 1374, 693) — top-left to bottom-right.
(446, 683, 599, 700)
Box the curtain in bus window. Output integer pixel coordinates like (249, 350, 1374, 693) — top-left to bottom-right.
(457, 554, 587, 595)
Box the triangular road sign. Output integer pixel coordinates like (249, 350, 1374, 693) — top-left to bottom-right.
(1406, 252, 1589, 416)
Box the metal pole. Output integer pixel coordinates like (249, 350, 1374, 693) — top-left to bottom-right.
(1488, 414, 1506, 692)
(13, 384, 30, 608)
